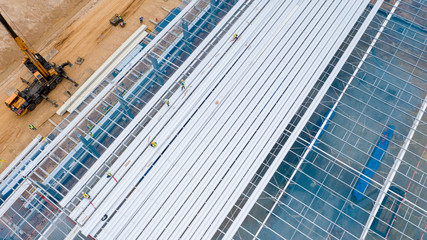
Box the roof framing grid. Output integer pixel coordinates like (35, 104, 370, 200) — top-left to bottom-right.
(223, 0, 386, 238)
(87, 0, 378, 239)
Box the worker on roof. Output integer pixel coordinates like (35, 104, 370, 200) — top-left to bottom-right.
(82, 192, 90, 199)
(233, 33, 239, 41)
(180, 79, 185, 90)
(29, 124, 36, 130)
(165, 99, 170, 107)
(151, 141, 157, 147)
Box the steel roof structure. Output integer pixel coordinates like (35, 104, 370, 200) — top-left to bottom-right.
(0, 0, 425, 239)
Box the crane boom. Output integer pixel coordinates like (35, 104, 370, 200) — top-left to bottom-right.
(0, 12, 49, 77)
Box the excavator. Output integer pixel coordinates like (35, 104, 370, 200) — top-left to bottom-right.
(0, 12, 78, 116)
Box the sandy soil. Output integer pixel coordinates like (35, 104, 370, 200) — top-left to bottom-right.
(0, 0, 181, 173)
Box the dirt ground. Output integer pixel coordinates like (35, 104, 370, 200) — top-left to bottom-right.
(0, 0, 181, 173)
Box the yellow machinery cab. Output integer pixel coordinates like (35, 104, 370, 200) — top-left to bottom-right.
(4, 93, 27, 116)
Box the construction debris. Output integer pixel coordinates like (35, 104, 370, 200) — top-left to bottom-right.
(75, 57, 85, 65)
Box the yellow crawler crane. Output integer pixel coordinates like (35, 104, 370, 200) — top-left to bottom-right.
(0, 12, 78, 116)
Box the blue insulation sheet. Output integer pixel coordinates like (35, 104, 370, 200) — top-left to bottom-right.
(353, 126, 395, 201)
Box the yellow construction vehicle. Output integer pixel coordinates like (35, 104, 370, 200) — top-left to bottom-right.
(0, 12, 78, 116)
